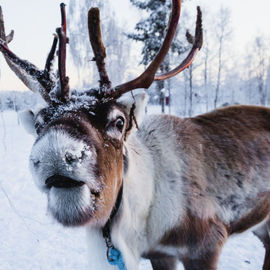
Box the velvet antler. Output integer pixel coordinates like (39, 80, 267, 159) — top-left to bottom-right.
(88, 7, 112, 91)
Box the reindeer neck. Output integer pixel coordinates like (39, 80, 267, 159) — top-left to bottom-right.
(108, 133, 155, 269)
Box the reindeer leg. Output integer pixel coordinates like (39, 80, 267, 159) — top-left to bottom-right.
(181, 224, 227, 270)
(253, 219, 270, 270)
(182, 251, 221, 270)
(150, 257, 178, 270)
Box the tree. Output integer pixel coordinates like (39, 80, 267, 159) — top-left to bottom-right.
(244, 35, 269, 105)
(202, 29, 210, 111)
(254, 36, 267, 105)
(127, 0, 187, 113)
(266, 65, 270, 105)
(213, 6, 232, 109)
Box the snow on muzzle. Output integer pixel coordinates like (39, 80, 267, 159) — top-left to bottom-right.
(29, 128, 102, 226)
(29, 128, 99, 192)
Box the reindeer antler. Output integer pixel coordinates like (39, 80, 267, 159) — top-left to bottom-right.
(0, 6, 56, 103)
(104, 0, 182, 99)
(56, 3, 70, 102)
(44, 34, 58, 78)
(0, 3, 70, 104)
(88, 7, 112, 91)
(1, 1, 202, 104)
(154, 6, 202, 81)
(99, 0, 202, 100)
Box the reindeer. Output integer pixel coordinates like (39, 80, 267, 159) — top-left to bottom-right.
(1, 1, 270, 270)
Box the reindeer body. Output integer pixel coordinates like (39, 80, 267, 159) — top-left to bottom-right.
(1, 1, 270, 269)
(85, 105, 270, 270)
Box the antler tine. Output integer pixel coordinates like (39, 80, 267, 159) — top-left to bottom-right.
(5, 29, 14, 44)
(60, 2, 67, 34)
(56, 3, 70, 102)
(0, 6, 54, 103)
(88, 7, 111, 91)
(105, 0, 181, 99)
(44, 34, 58, 76)
(154, 6, 203, 81)
(0, 6, 9, 44)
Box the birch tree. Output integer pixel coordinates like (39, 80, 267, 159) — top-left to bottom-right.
(213, 7, 232, 108)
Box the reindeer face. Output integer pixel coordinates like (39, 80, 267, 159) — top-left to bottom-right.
(21, 92, 147, 227)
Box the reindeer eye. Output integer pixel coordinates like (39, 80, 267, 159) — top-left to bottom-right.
(114, 117, 125, 132)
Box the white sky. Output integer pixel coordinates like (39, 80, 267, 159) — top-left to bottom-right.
(0, 0, 269, 91)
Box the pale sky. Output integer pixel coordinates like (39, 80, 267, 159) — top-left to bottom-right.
(0, 0, 269, 91)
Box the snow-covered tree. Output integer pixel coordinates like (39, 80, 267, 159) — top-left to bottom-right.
(253, 36, 268, 105)
(127, 0, 188, 113)
(241, 34, 270, 106)
(213, 6, 232, 108)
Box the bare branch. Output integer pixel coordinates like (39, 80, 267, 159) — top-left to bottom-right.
(88, 7, 111, 90)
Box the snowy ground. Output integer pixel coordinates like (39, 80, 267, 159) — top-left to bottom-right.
(0, 111, 265, 270)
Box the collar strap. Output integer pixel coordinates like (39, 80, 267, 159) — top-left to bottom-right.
(102, 151, 128, 269)
(102, 149, 128, 243)
(102, 184, 125, 269)
(102, 183, 123, 246)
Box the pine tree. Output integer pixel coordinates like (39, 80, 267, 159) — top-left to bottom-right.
(128, 0, 187, 113)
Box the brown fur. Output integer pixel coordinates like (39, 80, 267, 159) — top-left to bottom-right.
(230, 192, 270, 234)
(150, 257, 178, 270)
(93, 131, 124, 223)
(146, 105, 270, 269)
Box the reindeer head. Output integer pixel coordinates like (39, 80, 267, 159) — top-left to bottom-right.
(0, 1, 202, 227)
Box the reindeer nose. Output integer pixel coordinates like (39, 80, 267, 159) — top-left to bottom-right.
(65, 152, 78, 164)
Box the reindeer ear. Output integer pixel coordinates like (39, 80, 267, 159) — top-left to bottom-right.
(117, 91, 148, 127)
(19, 110, 37, 136)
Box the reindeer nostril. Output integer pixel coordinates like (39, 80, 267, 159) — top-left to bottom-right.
(32, 159, 40, 167)
(65, 152, 77, 164)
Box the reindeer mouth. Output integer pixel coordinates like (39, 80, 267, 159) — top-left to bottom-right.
(45, 175, 85, 189)
(45, 174, 102, 226)
(45, 175, 101, 197)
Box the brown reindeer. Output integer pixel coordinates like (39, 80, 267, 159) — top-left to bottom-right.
(1, 1, 270, 270)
